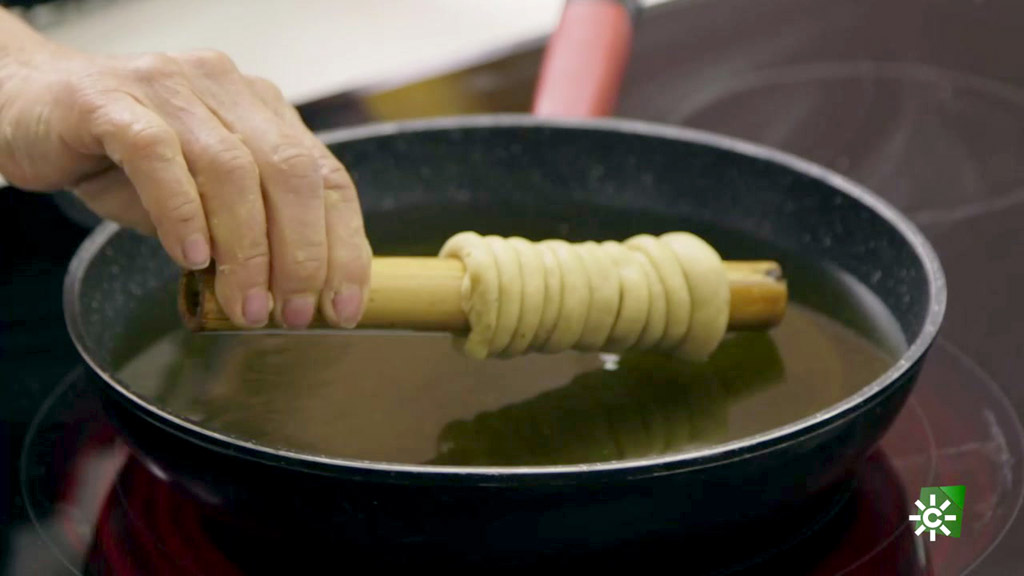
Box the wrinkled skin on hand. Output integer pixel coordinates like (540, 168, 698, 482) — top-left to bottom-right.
(0, 38, 372, 330)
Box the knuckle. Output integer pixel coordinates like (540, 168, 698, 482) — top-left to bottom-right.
(215, 246, 269, 281)
(248, 75, 285, 100)
(130, 53, 183, 84)
(160, 195, 203, 227)
(236, 248, 271, 267)
(203, 141, 258, 180)
(271, 142, 318, 175)
(323, 174, 364, 238)
(321, 161, 356, 198)
(223, 246, 270, 271)
(284, 245, 329, 286)
(267, 142, 321, 191)
(128, 122, 179, 161)
(185, 49, 239, 75)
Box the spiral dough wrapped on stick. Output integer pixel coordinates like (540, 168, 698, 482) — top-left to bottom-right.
(180, 231, 786, 357)
(438, 231, 730, 360)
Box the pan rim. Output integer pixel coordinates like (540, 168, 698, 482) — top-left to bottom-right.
(63, 113, 947, 479)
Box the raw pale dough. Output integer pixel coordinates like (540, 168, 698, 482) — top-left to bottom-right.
(484, 235, 522, 354)
(600, 241, 649, 352)
(539, 239, 590, 353)
(574, 241, 621, 351)
(533, 243, 563, 350)
(438, 231, 498, 360)
(623, 234, 691, 350)
(438, 232, 730, 360)
(630, 246, 667, 350)
(661, 232, 730, 361)
(504, 237, 545, 357)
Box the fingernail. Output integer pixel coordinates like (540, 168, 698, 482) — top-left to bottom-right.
(332, 285, 364, 329)
(243, 289, 270, 327)
(282, 294, 316, 329)
(183, 234, 211, 269)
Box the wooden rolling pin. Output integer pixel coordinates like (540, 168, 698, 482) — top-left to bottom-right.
(180, 257, 787, 333)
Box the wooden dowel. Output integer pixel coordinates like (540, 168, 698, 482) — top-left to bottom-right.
(180, 257, 787, 333)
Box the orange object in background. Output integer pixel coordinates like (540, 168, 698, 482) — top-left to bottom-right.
(532, 0, 634, 117)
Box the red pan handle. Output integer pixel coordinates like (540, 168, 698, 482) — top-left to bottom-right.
(532, 0, 635, 118)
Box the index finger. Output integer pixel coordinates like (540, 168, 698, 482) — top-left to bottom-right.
(84, 92, 211, 270)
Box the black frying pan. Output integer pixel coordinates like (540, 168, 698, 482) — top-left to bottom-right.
(62, 1, 945, 570)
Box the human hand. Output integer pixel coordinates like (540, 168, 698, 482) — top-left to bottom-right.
(0, 35, 371, 330)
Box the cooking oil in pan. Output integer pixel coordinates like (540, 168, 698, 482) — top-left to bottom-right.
(114, 208, 903, 467)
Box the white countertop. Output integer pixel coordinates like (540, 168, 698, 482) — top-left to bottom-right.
(28, 0, 672, 104)
(30, 0, 560, 105)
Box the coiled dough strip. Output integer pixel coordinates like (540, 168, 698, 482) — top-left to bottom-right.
(623, 234, 691, 351)
(484, 235, 522, 355)
(539, 239, 590, 353)
(574, 241, 621, 351)
(661, 232, 730, 361)
(503, 237, 546, 356)
(438, 231, 498, 360)
(600, 241, 650, 352)
(630, 246, 667, 350)
(532, 244, 563, 349)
